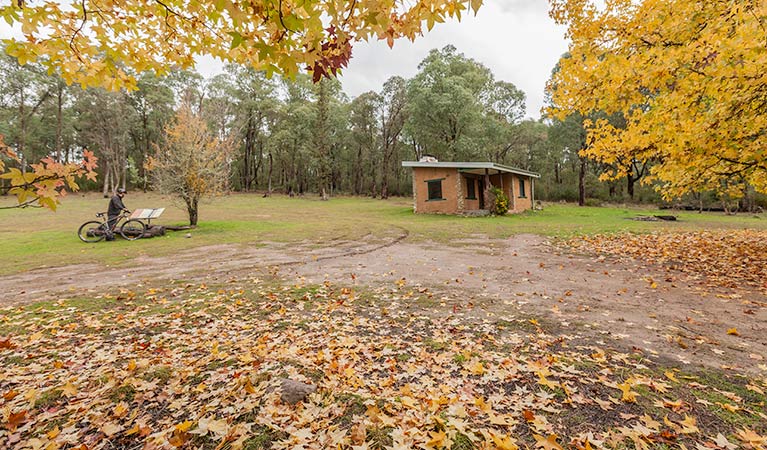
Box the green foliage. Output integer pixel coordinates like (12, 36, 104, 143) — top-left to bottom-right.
(405, 45, 526, 163)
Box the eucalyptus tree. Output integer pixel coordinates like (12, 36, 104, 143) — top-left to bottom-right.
(0, 50, 56, 171)
(223, 65, 280, 192)
(126, 72, 175, 191)
(406, 45, 493, 161)
(74, 88, 137, 196)
(347, 92, 380, 195)
(271, 75, 316, 195)
(378, 76, 408, 199)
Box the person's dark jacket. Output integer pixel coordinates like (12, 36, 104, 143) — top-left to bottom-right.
(108, 195, 127, 218)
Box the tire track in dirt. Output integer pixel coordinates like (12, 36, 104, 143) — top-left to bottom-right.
(0, 227, 410, 305)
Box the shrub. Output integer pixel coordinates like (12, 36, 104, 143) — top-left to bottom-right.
(489, 187, 509, 215)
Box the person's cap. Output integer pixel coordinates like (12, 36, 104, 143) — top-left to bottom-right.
(117, 187, 127, 194)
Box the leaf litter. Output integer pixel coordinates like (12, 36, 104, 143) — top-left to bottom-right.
(1, 277, 766, 450)
(566, 230, 767, 295)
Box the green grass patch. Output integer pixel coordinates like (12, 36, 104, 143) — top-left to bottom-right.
(109, 384, 136, 403)
(1, 192, 764, 275)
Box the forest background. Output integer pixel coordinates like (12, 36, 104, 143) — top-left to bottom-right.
(1, 44, 764, 212)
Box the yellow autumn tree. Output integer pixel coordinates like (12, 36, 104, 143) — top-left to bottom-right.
(151, 104, 234, 226)
(1, 0, 482, 90)
(546, 0, 767, 201)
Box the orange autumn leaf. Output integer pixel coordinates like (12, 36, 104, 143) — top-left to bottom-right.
(6, 410, 27, 431)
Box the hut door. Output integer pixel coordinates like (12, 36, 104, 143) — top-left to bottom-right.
(478, 179, 485, 209)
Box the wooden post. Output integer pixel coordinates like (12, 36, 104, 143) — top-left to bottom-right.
(510, 175, 516, 212)
(531, 177, 535, 210)
(483, 168, 491, 210)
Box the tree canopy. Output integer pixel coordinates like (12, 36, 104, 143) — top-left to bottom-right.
(546, 0, 767, 200)
(1, 0, 483, 89)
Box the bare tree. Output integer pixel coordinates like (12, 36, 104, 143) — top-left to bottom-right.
(151, 104, 234, 226)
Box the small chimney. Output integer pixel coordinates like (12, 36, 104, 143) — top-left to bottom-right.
(419, 154, 438, 163)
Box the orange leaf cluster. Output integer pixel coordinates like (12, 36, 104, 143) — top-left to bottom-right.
(568, 230, 767, 295)
(0, 142, 98, 210)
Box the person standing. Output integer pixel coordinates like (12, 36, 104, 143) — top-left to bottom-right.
(107, 188, 130, 239)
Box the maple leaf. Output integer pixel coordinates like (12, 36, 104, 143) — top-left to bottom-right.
(60, 382, 78, 398)
(678, 415, 699, 434)
(492, 433, 519, 450)
(727, 328, 740, 336)
(534, 434, 564, 450)
(714, 433, 738, 450)
(6, 410, 27, 431)
(736, 428, 767, 446)
(425, 430, 447, 449)
(617, 380, 638, 403)
(101, 422, 123, 437)
(663, 371, 678, 383)
(0, 338, 16, 350)
(467, 360, 485, 375)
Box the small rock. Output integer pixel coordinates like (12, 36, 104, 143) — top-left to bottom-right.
(184, 233, 192, 238)
(275, 378, 317, 404)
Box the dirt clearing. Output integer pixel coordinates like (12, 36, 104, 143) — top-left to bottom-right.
(1, 232, 765, 373)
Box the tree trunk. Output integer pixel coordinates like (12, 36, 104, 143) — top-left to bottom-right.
(142, 110, 149, 192)
(56, 84, 63, 162)
(19, 88, 26, 175)
(266, 152, 273, 197)
(381, 150, 390, 199)
(186, 197, 199, 226)
(627, 169, 635, 200)
(102, 163, 111, 198)
(578, 156, 586, 206)
(122, 150, 128, 191)
(354, 145, 363, 195)
(254, 139, 264, 190)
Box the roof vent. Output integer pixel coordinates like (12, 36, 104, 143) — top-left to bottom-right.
(419, 155, 438, 163)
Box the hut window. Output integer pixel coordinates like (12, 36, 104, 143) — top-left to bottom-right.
(518, 178, 526, 197)
(427, 179, 444, 201)
(466, 178, 476, 199)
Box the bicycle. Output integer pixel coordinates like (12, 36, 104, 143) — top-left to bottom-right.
(77, 211, 147, 243)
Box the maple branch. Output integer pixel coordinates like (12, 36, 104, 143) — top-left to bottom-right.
(344, 0, 358, 25)
(0, 196, 42, 209)
(69, 0, 88, 63)
(154, 0, 181, 37)
(277, 0, 294, 33)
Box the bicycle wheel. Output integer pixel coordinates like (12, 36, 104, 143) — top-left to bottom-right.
(120, 219, 146, 240)
(78, 221, 106, 243)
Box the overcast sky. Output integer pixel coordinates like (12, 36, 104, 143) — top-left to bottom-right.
(198, 1, 570, 119)
(344, 1, 570, 119)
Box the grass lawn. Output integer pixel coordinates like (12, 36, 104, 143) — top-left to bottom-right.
(0, 192, 764, 276)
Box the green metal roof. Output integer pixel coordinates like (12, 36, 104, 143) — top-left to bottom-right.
(401, 161, 540, 178)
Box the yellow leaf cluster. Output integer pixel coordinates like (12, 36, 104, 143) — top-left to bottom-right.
(1, 0, 483, 88)
(547, 0, 767, 199)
